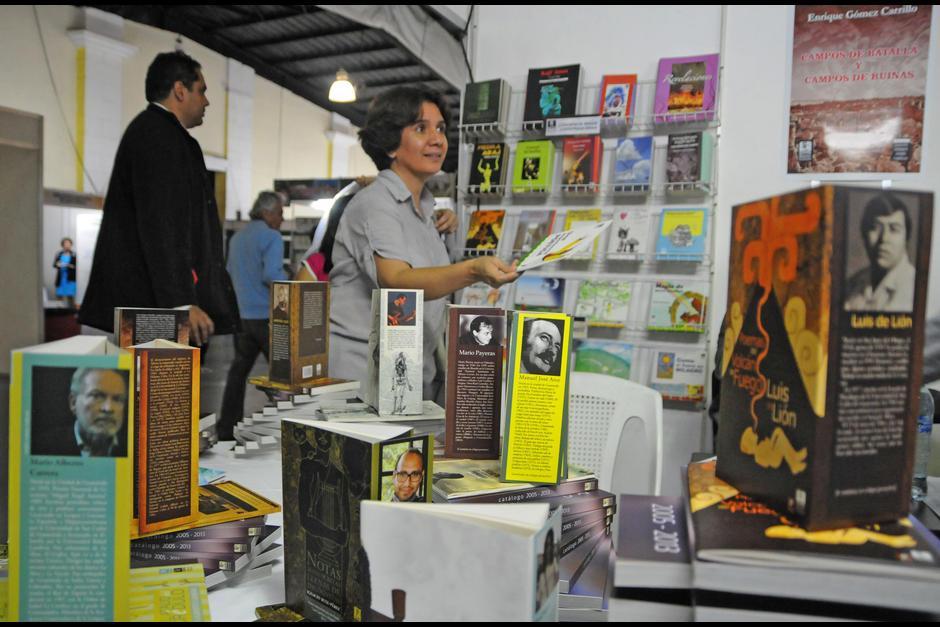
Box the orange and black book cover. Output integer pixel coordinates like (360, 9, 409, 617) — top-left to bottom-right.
(134, 340, 200, 534)
(716, 187, 932, 530)
(269, 281, 330, 387)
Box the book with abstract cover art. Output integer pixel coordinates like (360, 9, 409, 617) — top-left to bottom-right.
(460, 282, 510, 309)
(613, 136, 654, 186)
(653, 54, 720, 122)
(648, 348, 707, 402)
(665, 132, 714, 184)
(464, 209, 506, 253)
(512, 140, 555, 192)
(462, 79, 510, 126)
(574, 340, 634, 381)
(502, 311, 572, 484)
(716, 187, 933, 530)
(564, 209, 604, 260)
(647, 280, 709, 333)
(114, 308, 190, 348)
(523, 64, 582, 124)
(467, 143, 508, 193)
(655, 208, 708, 258)
(574, 281, 632, 327)
(562, 136, 602, 187)
(8, 336, 132, 621)
(513, 275, 566, 313)
(599, 74, 638, 120)
(365, 289, 424, 416)
(607, 209, 650, 258)
(269, 281, 329, 387)
(445, 305, 504, 459)
(513, 210, 556, 256)
(361, 502, 561, 621)
(281, 419, 433, 622)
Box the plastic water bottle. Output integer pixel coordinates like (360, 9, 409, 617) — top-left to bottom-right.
(912, 388, 934, 502)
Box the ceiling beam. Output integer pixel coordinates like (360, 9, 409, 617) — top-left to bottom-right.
(297, 62, 425, 81)
(150, 11, 366, 127)
(240, 23, 370, 50)
(271, 45, 401, 68)
(207, 6, 315, 33)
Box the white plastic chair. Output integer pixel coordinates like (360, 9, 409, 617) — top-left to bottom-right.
(567, 372, 663, 497)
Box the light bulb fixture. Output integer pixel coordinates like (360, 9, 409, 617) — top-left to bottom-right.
(328, 69, 356, 103)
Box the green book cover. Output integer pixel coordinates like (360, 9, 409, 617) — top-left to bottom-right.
(513, 140, 555, 193)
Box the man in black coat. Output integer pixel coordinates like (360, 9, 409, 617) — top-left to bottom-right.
(79, 51, 237, 344)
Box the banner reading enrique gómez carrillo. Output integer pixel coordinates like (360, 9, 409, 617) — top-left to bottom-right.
(788, 5, 932, 175)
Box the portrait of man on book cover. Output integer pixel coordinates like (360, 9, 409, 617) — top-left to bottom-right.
(844, 191, 918, 313)
(520, 318, 564, 377)
(381, 441, 429, 503)
(387, 292, 417, 327)
(458, 314, 503, 348)
(30, 366, 129, 458)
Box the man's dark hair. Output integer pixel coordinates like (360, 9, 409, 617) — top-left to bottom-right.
(358, 86, 452, 171)
(469, 316, 493, 333)
(145, 51, 202, 103)
(861, 192, 911, 242)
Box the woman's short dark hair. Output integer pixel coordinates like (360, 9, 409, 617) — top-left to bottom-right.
(358, 86, 451, 171)
(145, 51, 202, 103)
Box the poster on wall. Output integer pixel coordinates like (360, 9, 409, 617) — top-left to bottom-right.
(787, 5, 932, 175)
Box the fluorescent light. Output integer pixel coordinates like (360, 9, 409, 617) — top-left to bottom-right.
(328, 70, 356, 103)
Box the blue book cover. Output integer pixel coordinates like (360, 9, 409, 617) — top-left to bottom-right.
(613, 136, 654, 185)
(655, 208, 708, 257)
(513, 276, 566, 312)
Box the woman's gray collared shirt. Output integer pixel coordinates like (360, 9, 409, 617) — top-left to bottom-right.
(328, 169, 451, 395)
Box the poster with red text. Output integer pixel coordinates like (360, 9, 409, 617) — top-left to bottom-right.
(788, 5, 932, 174)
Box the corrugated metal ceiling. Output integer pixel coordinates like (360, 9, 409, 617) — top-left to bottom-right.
(86, 5, 464, 170)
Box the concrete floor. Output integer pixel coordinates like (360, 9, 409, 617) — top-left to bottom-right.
(200, 333, 271, 421)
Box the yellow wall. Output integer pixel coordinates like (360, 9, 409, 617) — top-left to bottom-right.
(0, 5, 79, 191)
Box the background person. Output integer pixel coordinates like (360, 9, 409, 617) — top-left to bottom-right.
(53, 237, 77, 309)
(79, 50, 237, 346)
(218, 191, 288, 440)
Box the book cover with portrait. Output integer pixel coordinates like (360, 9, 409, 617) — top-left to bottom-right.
(501, 311, 572, 484)
(281, 419, 431, 622)
(445, 305, 505, 459)
(268, 281, 330, 387)
(8, 336, 133, 621)
(717, 187, 932, 530)
(365, 289, 424, 416)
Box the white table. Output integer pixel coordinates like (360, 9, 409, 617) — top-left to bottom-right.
(198, 443, 286, 622)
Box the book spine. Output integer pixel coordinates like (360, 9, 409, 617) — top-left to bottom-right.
(132, 540, 251, 554)
(443, 478, 598, 504)
(130, 550, 237, 571)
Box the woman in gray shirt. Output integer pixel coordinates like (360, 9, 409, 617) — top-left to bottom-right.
(329, 86, 518, 399)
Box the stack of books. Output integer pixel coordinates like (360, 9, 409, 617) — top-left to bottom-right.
(432, 459, 614, 620)
(611, 494, 693, 621)
(686, 458, 940, 620)
(234, 376, 361, 457)
(131, 481, 283, 590)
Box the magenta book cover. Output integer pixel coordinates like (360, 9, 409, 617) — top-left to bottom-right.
(653, 53, 720, 122)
